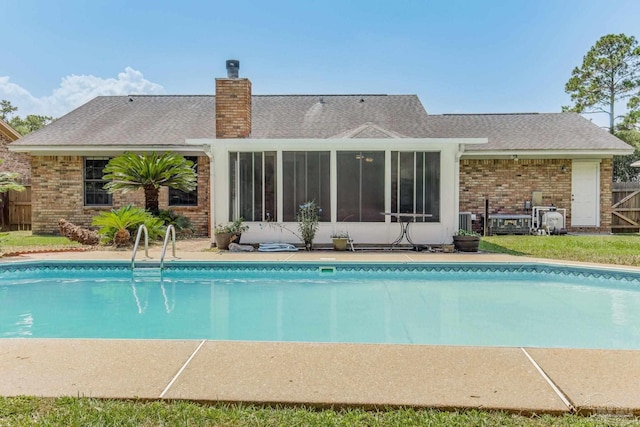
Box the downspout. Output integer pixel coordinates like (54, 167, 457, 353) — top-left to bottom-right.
(206, 147, 215, 246)
(185, 140, 215, 244)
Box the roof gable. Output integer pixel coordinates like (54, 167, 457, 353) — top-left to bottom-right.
(0, 119, 20, 142)
(330, 122, 408, 139)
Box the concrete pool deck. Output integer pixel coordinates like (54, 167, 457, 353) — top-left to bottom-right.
(1, 239, 640, 415)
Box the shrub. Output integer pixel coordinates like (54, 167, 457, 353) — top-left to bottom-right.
(214, 217, 248, 235)
(455, 228, 480, 237)
(92, 205, 165, 246)
(158, 209, 194, 237)
(297, 201, 320, 250)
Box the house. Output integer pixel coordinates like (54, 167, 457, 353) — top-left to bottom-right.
(9, 60, 633, 245)
(0, 118, 29, 180)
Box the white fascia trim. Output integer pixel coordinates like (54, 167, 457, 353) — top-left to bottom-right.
(185, 137, 488, 150)
(8, 145, 208, 155)
(0, 121, 21, 141)
(461, 149, 633, 159)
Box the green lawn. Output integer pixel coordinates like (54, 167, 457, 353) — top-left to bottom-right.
(1, 397, 637, 427)
(480, 234, 640, 266)
(0, 230, 81, 253)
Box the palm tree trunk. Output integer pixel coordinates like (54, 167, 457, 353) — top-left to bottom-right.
(144, 184, 160, 215)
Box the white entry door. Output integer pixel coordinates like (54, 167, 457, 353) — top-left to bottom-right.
(571, 160, 600, 227)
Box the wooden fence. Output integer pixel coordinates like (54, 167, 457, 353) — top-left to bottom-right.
(5, 186, 31, 231)
(612, 182, 640, 232)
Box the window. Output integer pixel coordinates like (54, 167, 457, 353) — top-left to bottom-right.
(84, 157, 112, 206)
(229, 151, 276, 221)
(169, 156, 198, 206)
(282, 151, 330, 221)
(337, 151, 385, 222)
(391, 151, 440, 222)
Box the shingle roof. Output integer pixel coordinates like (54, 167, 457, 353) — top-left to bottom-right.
(251, 95, 428, 138)
(10, 94, 632, 154)
(12, 94, 429, 147)
(422, 113, 631, 152)
(13, 96, 217, 147)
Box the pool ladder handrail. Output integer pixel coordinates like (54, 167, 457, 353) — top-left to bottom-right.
(160, 225, 178, 269)
(131, 224, 150, 269)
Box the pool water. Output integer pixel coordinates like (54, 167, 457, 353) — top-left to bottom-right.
(1, 262, 640, 349)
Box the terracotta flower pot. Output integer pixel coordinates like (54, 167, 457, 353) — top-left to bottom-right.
(332, 238, 348, 251)
(214, 232, 241, 250)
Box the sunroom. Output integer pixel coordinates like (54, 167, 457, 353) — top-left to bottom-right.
(188, 137, 486, 247)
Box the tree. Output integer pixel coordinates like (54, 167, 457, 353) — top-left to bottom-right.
(621, 96, 640, 130)
(564, 34, 640, 133)
(0, 99, 53, 135)
(0, 100, 18, 121)
(613, 129, 640, 182)
(9, 115, 53, 135)
(0, 158, 26, 199)
(0, 171, 25, 198)
(102, 152, 197, 215)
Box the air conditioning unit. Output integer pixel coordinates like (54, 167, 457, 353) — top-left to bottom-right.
(459, 212, 472, 233)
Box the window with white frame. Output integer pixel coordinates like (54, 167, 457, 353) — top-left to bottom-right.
(229, 151, 277, 221)
(390, 151, 440, 222)
(84, 157, 112, 206)
(282, 151, 330, 221)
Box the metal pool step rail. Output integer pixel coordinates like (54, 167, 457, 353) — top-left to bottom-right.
(131, 225, 179, 270)
(131, 224, 150, 269)
(160, 225, 178, 270)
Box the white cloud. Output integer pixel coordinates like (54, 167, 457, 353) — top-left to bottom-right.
(0, 67, 165, 118)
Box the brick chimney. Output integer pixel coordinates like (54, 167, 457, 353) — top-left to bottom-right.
(215, 60, 252, 138)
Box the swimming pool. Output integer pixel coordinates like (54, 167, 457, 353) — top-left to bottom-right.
(1, 261, 640, 349)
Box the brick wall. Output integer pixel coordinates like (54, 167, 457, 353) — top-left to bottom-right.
(597, 158, 613, 232)
(460, 158, 612, 233)
(0, 132, 31, 181)
(215, 78, 252, 138)
(31, 155, 209, 236)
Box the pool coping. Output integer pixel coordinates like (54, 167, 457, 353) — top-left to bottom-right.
(1, 244, 640, 416)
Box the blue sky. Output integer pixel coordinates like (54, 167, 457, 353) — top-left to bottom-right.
(2, 0, 639, 129)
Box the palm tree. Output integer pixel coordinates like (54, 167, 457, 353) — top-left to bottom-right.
(103, 152, 197, 215)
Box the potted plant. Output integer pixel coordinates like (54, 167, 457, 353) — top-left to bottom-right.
(297, 201, 320, 251)
(214, 218, 248, 250)
(452, 229, 480, 252)
(331, 231, 350, 251)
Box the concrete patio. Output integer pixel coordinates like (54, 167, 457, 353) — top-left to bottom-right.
(1, 240, 639, 415)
